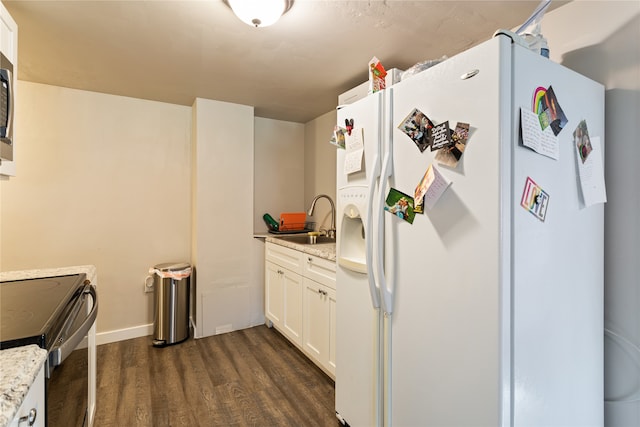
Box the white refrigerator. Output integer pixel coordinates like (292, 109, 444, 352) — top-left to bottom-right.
(335, 34, 604, 427)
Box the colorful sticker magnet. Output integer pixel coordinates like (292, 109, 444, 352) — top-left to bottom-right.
(384, 188, 416, 224)
(435, 122, 470, 167)
(520, 177, 550, 222)
(398, 108, 434, 152)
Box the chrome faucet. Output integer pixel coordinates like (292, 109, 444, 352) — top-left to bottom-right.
(307, 194, 336, 239)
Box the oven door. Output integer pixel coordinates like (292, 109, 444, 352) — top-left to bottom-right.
(47, 283, 98, 427)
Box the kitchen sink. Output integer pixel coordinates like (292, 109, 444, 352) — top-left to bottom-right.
(277, 235, 336, 245)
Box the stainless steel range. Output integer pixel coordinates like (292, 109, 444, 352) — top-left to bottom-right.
(1, 273, 98, 426)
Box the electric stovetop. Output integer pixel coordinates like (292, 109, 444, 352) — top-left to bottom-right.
(0, 274, 86, 350)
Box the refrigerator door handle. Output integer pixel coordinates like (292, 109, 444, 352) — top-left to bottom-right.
(364, 92, 385, 310)
(365, 151, 381, 309)
(376, 88, 394, 315)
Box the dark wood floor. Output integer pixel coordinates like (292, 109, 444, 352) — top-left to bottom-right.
(91, 325, 337, 426)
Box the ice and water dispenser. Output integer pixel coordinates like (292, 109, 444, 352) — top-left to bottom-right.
(337, 186, 368, 273)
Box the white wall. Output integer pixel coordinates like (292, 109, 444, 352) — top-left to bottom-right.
(304, 110, 338, 232)
(543, 2, 640, 426)
(1, 81, 192, 337)
(254, 117, 305, 233)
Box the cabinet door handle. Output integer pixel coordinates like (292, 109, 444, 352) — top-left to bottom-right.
(18, 408, 37, 426)
(308, 257, 313, 263)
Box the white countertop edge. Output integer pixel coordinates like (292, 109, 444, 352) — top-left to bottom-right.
(0, 345, 47, 427)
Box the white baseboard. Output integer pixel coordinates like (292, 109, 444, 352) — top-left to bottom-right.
(78, 317, 194, 347)
(76, 323, 153, 349)
(96, 323, 154, 346)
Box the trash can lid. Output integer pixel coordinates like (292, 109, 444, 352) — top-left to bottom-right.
(153, 262, 190, 272)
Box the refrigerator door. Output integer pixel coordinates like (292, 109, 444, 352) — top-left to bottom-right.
(510, 44, 604, 427)
(336, 91, 384, 427)
(381, 33, 604, 427)
(384, 36, 509, 426)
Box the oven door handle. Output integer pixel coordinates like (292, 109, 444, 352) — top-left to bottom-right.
(49, 283, 98, 368)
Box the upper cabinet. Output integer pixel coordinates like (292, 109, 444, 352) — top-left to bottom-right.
(1, 1, 17, 177)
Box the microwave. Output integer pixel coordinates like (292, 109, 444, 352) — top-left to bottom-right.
(1, 51, 13, 162)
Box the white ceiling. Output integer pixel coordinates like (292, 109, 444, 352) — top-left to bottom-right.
(4, 0, 566, 123)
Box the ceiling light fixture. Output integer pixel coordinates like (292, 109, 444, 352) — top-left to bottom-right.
(227, 0, 293, 28)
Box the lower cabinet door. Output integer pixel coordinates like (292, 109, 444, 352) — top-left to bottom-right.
(303, 278, 326, 363)
(327, 286, 337, 376)
(265, 261, 284, 328)
(303, 278, 336, 376)
(282, 269, 303, 346)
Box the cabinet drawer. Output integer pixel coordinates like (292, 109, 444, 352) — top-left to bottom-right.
(266, 242, 304, 274)
(303, 254, 336, 290)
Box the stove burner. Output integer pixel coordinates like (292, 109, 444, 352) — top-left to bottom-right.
(1, 308, 35, 324)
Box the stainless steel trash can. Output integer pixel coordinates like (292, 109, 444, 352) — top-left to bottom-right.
(151, 262, 191, 346)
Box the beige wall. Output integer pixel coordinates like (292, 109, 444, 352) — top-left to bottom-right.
(254, 117, 305, 233)
(1, 81, 192, 335)
(304, 110, 338, 232)
(0, 80, 334, 342)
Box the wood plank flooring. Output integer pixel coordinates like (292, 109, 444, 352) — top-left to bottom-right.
(92, 325, 338, 426)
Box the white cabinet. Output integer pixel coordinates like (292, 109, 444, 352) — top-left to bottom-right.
(9, 364, 45, 427)
(281, 268, 303, 346)
(265, 261, 284, 326)
(302, 253, 337, 376)
(265, 241, 336, 378)
(265, 243, 303, 347)
(303, 278, 336, 377)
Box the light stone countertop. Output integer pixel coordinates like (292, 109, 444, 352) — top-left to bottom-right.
(0, 264, 97, 284)
(0, 265, 98, 427)
(0, 345, 47, 427)
(265, 236, 336, 262)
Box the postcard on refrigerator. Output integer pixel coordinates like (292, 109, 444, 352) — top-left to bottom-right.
(536, 86, 568, 136)
(520, 107, 559, 160)
(576, 136, 607, 207)
(344, 127, 365, 174)
(398, 107, 434, 152)
(520, 176, 550, 222)
(573, 120, 593, 163)
(414, 164, 452, 213)
(430, 121, 452, 151)
(435, 122, 470, 167)
(384, 188, 416, 224)
(330, 125, 346, 149)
